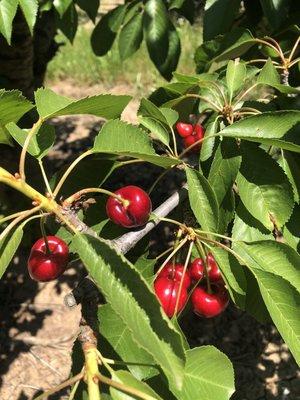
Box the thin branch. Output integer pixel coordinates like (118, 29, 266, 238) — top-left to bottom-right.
(288, 36, 300, 62)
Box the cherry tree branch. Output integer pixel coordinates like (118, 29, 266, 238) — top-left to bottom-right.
(64, 184, 188, 307)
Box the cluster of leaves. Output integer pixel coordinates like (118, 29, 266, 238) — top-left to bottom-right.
(1, 0, 299, 80)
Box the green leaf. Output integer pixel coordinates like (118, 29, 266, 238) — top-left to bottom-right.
(234, 241, 300, 294)
(119, 13, 143, 60)
(134, 255, 156, 283)
(279, 151, 300, 203)
(160, 108, 178, 127)
(58, 3, 78, 43)
(203, 0, 240, 40)
(110, 370, 162, 400)
(186, 168, 219, 234)
(98, 305, 158, 380)
(76, 0, 99, 21)
(73, 235, 185, 391)
(0, 90, 34, 145)
(138, 98, 168, 125)
(6, 122, 55, 159)
(34, 88, 131, 120)
(232, 202, 274, 243)
(93, 120, 178, 168)
(226, 59, 246, 102)
(181, 346, 235, 400)
(138, 116, 170, 147)
(195, 29, 256, 72)
(257, 59, 300, 94)
(0, 0, 18, 44)
(208, 139, 241, 205)
(200, 113, 219, 162)
(53, 0, 72, 16)
(91, 5, 127, 56)
(144, 0, 180, 79)
(211, 247, 246, 308)
(18, 0, 38, 33)
(220, 111, 300, 152)
(236, 144, 294, 230)
(0, 225, 23, 279)
(284, 205, 300, 252)
(252, 269, 300, 365)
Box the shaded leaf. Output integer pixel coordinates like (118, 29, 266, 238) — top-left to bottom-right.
(118, 13, 143, 60)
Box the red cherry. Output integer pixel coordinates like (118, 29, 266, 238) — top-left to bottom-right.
(28, 236, 69, 282)
(182, 124, 205, 153)
(157, 263, 191, 288)
(189, 258, 204, 282)
(191, 283, 229, 318)
(176, 122, 193, 137)
(193, 124, 205, 141)
(154, 277, 188, 318)
(106, 185, 152, 228)
(206, 253, 222, 282)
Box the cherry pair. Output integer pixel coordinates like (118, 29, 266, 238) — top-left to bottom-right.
(176, 122, 205, 152)
(154, 255, 229, 318)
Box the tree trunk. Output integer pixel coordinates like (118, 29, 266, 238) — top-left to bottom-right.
(0, 8, 58, 100)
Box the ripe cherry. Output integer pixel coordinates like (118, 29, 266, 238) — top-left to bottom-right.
(176, 122, 193, 137)
(189, 258, 204, 282)
(106, 185, 152, 228)
(183, 124, 205, 153)
(28, 236, 69, 282)
(154, 276, 188, 318)
(191, 283, 229, 318)
(157, 263, 191, 288)
(206, 253, 222, 282)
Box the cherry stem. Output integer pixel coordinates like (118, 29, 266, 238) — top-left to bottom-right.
(148, 166, 174, 195)
(19, 118, 43, 181)
(53, 149, 93, 199)
(33, 371, 84, 400)
(38, 159, 53, 197)
(153, 215, 184, 228)
(155, 246, 174, 261)
(63, 187, 129, 208)
(174, 240, 193, 317)
(0, 209, 34, 226)
(40, 216, 51, 255)
(195, 239, 212, 294)
(288, 36, 300, 62)
(0, 206, 41, 243)
(172, 228, 183, 267)
(154, 237, 188, 281)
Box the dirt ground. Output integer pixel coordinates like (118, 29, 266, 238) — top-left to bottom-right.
(0, 82, 299, 400)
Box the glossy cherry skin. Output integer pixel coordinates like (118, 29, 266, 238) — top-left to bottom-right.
(28, 236, 69, 282)
(157, 263, 191, 288)
(191, 283, 229, 318)
(176, 122, 194, 137)
(206, 253, 222, 282)
(183, 124, 205, 152)
(106, 185, 152, 228)
(189, 258, 204, 282)
(154, 276, 188, 317)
